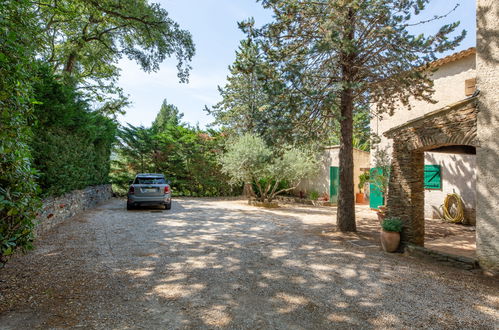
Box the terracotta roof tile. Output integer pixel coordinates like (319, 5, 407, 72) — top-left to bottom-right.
(429, 47, 476, 68)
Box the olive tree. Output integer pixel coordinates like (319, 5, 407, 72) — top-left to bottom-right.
(219, 134, 318, 203)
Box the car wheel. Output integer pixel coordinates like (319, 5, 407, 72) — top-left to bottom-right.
(127, 203, 134, 210)
(165, 201, 172, 210)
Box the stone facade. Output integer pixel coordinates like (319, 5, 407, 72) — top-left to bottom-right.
(371, 50, 478, 217)
(36, 185, 113, 235)
(371, 49, 476, 156)
(476, 0, 499, 273)
(384, 98, 478, 246)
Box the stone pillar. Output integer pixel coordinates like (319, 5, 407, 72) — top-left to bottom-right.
(386, 145, 425, 246)
(476, 0, 499, 273)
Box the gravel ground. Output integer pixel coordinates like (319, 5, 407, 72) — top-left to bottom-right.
(0, 198, 497, 329)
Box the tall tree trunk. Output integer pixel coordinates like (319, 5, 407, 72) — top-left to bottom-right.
(337, 87, 356, 232)
(337, 7, 356, 232)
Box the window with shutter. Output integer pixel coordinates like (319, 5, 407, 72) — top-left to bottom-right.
(424, 165, 442, 189)
(465, 78, 476, 96)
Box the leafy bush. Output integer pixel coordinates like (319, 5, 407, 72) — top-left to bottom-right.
(309, 191, 320, 201)
(0, 0, 41, 265)
(381, 218, 403, 232)
(358, 172, 370, 193)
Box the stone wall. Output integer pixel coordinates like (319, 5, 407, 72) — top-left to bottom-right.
(36, 185, 113, 235)
(476, 0, 499, 273)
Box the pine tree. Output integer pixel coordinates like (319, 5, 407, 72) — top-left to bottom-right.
(152, 99, 184, 132)
(207, 20, 296, 146)
(208, 31, 268, 136)
(259, 0, 465, 231)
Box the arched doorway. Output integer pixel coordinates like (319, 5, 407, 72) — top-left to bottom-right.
(384, 97, 477, 246)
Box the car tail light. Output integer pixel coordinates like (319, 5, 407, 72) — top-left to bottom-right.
(128, 186, 135, 194)
(164, 185, 170, 194)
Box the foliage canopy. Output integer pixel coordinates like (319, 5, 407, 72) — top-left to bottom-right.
(37, 0, 195, 114)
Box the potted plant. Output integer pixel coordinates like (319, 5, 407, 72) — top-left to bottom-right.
(380, 218, 403, 252)
(356, 172, 370, 204)
(309, 190, 320, 206)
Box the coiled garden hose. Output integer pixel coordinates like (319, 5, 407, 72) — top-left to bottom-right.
(441, 193, 465, 223)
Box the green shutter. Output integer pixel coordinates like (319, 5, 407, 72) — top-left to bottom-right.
(424, 165, 442, 189)
(369, 167, 384, 209)
(330, 166, 339, 204)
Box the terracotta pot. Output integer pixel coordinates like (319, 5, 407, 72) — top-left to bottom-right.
(355, 193, 365, 204)
(380, 230, 400, 252)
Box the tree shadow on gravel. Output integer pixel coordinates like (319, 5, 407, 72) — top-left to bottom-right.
(0, 198, 498, 329)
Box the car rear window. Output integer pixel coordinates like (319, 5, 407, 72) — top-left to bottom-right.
(134, 177, 166, 184)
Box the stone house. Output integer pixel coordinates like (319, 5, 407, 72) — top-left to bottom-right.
(370, 47, 478, 224)
(370, 0, 498, 273)
(295, 146, 370, 203)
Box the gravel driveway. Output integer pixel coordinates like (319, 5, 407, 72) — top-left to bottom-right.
(0, 198, 498, 329)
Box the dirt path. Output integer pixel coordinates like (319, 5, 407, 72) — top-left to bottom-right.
(0, 198, 497, 329)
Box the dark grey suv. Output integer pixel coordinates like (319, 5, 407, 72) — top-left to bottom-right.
(127, 173, 172, 210)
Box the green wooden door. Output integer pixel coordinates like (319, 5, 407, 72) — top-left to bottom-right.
(330, 166, 339, 204)
(369, 167, 384, 209)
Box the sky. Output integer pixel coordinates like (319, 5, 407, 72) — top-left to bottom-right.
(116, 0, 477, 129)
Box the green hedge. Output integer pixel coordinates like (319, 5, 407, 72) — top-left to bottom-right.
(31, 66, 117, 197)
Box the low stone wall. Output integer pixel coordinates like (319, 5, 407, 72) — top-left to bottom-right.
(405, 244, 479, 271)
(36, 185, 113, 235)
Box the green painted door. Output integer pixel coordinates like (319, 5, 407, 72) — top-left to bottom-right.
(330, 166, 339, 204)
(369, 167, 384, 209)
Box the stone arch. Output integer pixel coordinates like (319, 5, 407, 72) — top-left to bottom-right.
(384, 98, 477, 246)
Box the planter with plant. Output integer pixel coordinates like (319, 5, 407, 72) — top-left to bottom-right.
(309, 191, 322, 206)
(380, 217, 403, 252)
